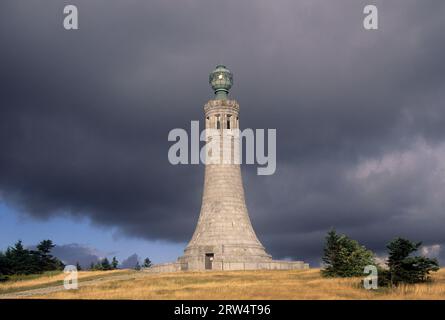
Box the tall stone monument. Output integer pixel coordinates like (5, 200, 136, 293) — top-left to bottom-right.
(148, 65, 308, 272)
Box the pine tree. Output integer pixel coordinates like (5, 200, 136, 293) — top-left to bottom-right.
(75, 262, 82, 271)
(322, 230, 342, 273)
(0, 251, 12, 281)
(134, 261, 141, 271)
(36, 239, 63, 271)
(321, 229, 375, 277)
(9, 240, 40, 274)
(142, 257, 152, 268)
(0, 239, 65, 276)
(111, 257, 119, 269)
(101, 258, 111, 270)
(384, 237, 439, 286)
(36, 240, 55, 255)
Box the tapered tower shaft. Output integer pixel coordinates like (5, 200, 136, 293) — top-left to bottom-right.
(178, 66, 271, 271)
(147, 65, 308, 273)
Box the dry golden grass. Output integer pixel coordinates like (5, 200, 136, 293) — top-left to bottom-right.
(0, 269, 134, 295)
(24, 268, 445, 300)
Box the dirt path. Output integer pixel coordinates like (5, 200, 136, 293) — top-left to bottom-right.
(0, 272, 147, 299)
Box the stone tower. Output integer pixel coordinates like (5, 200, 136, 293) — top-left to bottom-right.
(174, 65, 308, 271)
(146, 65, 308, 273)
(178, 65, 272, 270)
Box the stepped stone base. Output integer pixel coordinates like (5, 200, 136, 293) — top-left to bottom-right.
(143, 260, 309, 273)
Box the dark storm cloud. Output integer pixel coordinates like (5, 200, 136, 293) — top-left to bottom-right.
(1, 0, 445, 265)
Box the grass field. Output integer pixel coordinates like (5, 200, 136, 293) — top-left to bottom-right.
(1, 268, 444, 299)
(0, 269, 135, 295)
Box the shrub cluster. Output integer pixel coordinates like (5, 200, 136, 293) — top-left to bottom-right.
(322, 229, 440, 287)
(0, 240, 64, 281)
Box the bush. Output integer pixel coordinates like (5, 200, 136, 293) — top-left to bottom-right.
(322, 229, 375, 277)
(142, 258, 152, 268)
(381, 237, 439, 286)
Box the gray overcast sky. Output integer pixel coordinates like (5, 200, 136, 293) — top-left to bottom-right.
(1, 0, 444, 266)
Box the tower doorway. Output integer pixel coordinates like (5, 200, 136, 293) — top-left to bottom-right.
(205, 253, 214, 270)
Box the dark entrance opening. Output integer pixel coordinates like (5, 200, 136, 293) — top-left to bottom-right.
(205, 253, 214, 270)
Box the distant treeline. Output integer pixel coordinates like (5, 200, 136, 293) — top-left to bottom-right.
(89, 257, 119, 271)
(0, 239, 154, 281)
(90, 257, 152, 271)
(0, 240, 63, 281)
(89, 257, 152, 271)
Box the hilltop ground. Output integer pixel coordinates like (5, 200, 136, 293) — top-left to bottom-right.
(0, 268, 444, 299)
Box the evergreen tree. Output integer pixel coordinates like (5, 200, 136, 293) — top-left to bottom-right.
(36, 239, 63, 271)
(322, 229, 375, 277)
(75, 262, 82, 271)
(8, 240, 40, 274)
(0, 251, 12, 281)
(142, 258, 152, 268)
(36, 239, 55, 255)
(384, 237, 439, 286)
(111, 257, 119, 269)
(1, 240, 64, 275)
(134, 261, 141, 271)
(101, 258, 111, 270)
(94, 261, 103, 270)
